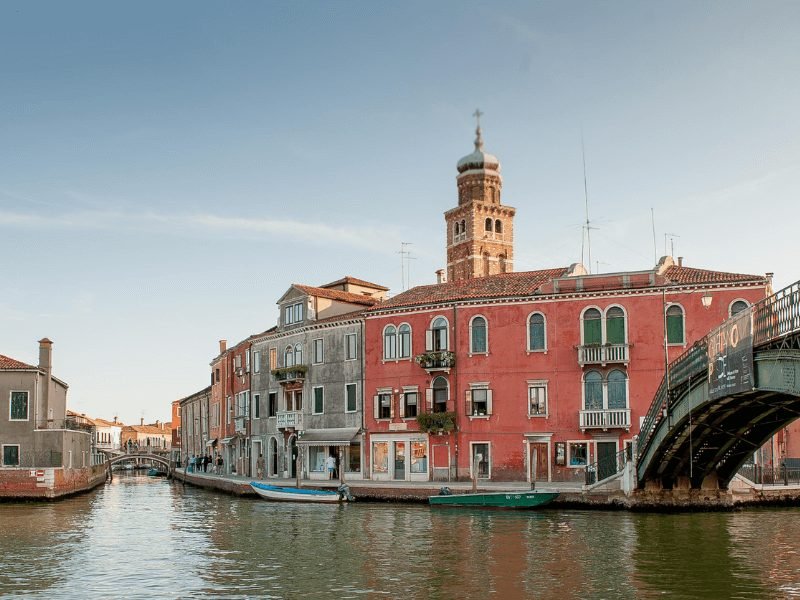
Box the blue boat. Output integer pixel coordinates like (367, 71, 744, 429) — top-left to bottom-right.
(250, 481, 352, 503)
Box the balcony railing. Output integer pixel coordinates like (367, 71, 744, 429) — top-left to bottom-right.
(276, 410, 304, 430)
(271, 365, 308, 383)
(579, 409, 631, 431)
(414, 351, 455, 372)
(577, 343, 630, 366)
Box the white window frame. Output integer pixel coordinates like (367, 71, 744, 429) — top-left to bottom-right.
(312, 338, 324, 365)
(604, 304, 628, 344)
(665, 302, 686, 346)
(245, 351, 251, 373)
(345, 333, 358, 361)
(427, 316, 450, 352)
(374, 388, 394, 420)
(527, 380, 548, 417)
(729, 298, 750, 317)
(2, 444, 21, 467)
(294, 343, 303, 366)
(253, 351, 261, 373)
(526, 312, 547, 353)
(345, 383, 358, 413)
(383, 324, 398, 361)
(284, 345, 294, 368)
(398, 323, 412, 359)
(253, 393, 260, 419)
(468, 314, 489, 356)
(312, 386, 324, 415)
(9, 390, 30, 421)
(401, 386, 419, 419)
(469, 441, 491, 480)
(580, 305, 604, 346)
(567, 440, 590, 468)
(466, 382, 492, 418)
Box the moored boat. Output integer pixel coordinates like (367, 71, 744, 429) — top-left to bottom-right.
(428, 489, 558, 508)
(250, 481, 353, 503)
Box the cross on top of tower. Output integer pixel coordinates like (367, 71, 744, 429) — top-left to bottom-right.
(472, 108, 484, 151)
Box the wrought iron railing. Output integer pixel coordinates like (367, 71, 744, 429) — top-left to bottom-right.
(738, 463, 800, 486)
(585, 446, 631, 485)
(752, 280, 800, 346)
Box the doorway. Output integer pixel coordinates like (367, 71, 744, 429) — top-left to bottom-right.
(393, 441, 406, 480)
(252, 440, 262, 478)
(290, 437, 298, 478)
(270, 437, 278, 477)
(597, 441, 617, 480)
(529, 443, 549, 482)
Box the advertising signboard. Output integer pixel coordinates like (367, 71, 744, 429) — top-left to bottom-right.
(707, 310, 754, 399)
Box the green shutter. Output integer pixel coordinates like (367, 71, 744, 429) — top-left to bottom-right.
(606, 317, 625, 344)
(584, 319, 601, 345)
(667, 315, 684, 343)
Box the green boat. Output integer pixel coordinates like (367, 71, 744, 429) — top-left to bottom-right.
(429, 490, 558, 508)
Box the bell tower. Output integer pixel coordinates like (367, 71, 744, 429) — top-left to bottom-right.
(445, 110, 516, 282)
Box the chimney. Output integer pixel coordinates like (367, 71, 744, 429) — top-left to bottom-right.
(156, 420, 160, 428)
(436, 269, 447, 284)
(677, 256, 684, 267)
(219, 339, 227, 354)
(38, 338, 53, 425)
(113, 416, 118, 424)
(140, 417, 144, 426)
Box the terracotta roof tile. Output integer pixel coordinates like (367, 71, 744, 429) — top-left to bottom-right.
(375, 268, 570, 310)
(294, 285, 379, 306)
(0, 354, 37, 370)
(663, 266, 766, 285)
(320, 276, 389, 291)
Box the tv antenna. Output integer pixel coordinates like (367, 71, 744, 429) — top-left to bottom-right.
(399, 242, 416, 291)
(664, 233, 680, 258)
(580, 133, 597, 273)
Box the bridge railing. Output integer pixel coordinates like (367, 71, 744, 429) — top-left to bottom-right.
(738, 463, 800, 486)
(585, 446, 632, 485)
(752, 280, 800, 346)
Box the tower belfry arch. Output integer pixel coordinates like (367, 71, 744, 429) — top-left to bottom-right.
(445, 111, 516, 282)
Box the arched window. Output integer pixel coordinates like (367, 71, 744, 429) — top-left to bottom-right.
(284, 346, 294, 368)
(607, 370, 627, 409)
(528, 313, 546, 351)
(453, 222, 459, 237)
(666, 305, 685, 344)
(383, 325, 397, 360)
(730, 300, 749, 316)
(583, 308, 602, 345)
(470, 316, 487, 353)
(460, 219, 466, 235)
(431, 317, 448, 351)
(398, 324, 411, 359)
(606, 306, 626, 344)
(432, 376, 448, 413)
(495, 219, 502, 234)
(294, 343, 303, 366)
(584, 371, 603, 410)
(485, 218, 492, 232)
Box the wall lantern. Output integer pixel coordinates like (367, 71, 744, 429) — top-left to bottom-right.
(701, 292, 713, 309)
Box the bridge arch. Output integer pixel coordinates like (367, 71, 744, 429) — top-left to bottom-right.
(102, 452, 172, 474)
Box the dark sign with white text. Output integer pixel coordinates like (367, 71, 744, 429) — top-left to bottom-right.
(707, 310, 754, 399)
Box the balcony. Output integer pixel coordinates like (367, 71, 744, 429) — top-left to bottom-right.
(579, 409, 631, 431)
(276, 410, 304, 430)
(414, 351, 456, 373)
(577, 343, 630, 366)
(271, 365, 308, 384)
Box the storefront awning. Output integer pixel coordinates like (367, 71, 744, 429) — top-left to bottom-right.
(220, 437, 235, 445)
(296, 428, 360, 447)
(206, 438, 218, 446)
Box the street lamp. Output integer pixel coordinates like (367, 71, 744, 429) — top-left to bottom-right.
(701, 292, 713, 309)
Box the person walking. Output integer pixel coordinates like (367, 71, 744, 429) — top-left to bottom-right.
(216, 454, 224, 475)
(203, 454, 210, 473)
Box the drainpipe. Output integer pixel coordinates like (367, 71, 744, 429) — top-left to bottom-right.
(452, 303, 458, 481)
(360, 318, 365, 480)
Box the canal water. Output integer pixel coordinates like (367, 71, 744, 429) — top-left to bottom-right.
(1, 475, 799, 599)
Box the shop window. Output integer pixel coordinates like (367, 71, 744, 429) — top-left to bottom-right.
(410, 442, 428, 474)
(372, 442, 389, 473)
(309, 447, 326, 472)
(569, 442, 588, 467)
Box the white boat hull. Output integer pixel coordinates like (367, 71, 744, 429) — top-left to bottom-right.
(250, 482, 345, 503)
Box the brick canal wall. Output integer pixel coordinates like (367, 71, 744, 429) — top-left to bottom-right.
(0, 464, 107, 500)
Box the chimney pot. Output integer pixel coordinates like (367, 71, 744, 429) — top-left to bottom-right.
(219, 339, 227, 354)
(140, 418, 144, 426)
(435, 269, 447, 284)
(677, 256, 684, 267)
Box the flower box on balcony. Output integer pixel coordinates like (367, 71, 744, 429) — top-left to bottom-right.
(271, 365, 308, 382)
(414, 351, 456, 371)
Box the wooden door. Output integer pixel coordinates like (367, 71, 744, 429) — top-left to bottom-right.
(530, 443, 549, 482)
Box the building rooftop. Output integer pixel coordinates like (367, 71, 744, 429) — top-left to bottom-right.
(0, 354, 36, 370)
(293, 284, 380, 307)
(319, 276, 389, 292)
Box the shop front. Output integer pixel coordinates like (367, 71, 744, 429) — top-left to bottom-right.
(369, 434, 429, 481)
(297, 428, 363, 481)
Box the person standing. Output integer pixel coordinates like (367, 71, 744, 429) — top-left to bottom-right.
(256, 453, 266, 479)
(325, 454, 336, 480)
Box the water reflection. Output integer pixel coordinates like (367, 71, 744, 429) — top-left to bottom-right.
(0, 476, 799, 598)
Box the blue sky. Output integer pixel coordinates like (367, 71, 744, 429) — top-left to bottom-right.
(2, 2, 798, 424)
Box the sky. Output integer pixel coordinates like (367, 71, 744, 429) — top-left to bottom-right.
(2, 2, 798, 424)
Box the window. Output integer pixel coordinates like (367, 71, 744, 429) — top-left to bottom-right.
(383, 325, 397, 360)
(470, 316, 487, 354)
(495, 219, 502, 234)
(403, 391, 418, 418)
(284, 302, 304, 325)
(3, 445, 20, 466)
(568, 442, 588, 466)
(345, 333, 357, 360)
(268, 392, 277, 417)
(471, 443, 490, 478)
(583, 371, 603, 410)
(346, 384, 358, 413)
(374, 392, 393, 419)
(309, 447, 326, 472)
(284, 346, 294, 368)
(293, 303, 302, 323)
(528, 382, 548, 416)
(245, 351, 251, 372)
(313, 386, 324, 414)
(432, 376, 448, 413)
(215, 368, 220, 382)
(312, 339, 324, 364)
(398, 324, 411, 359)
(582, 308, 602, 345)
(467, 386, 492, 416)
(285, 390, 302, 412)
(666, 305, 685, 344)
(429, 317, 448, 351)
(10, 391, 29, 421)
(606, 307, 626, 344)
(269, 348, 277, 370)
(607, 370, 627, 409)
(235, 354, 242, 369)
(253, 394, 260, 419)
(485, 218, 492, 231)
(730, 300, 749, 316)
(294, 343, 303, 366)
(410, 441, 427, 474)
(528, 313, 546, 351)
(372, 442, 389, 473)
(253, 351, 260, 373)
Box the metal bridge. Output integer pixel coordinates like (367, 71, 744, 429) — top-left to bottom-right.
(100, 451, 173, 478)
(636, 281, 800, 490)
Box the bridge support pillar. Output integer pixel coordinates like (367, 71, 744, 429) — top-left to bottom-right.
(701, 471, 720, 490)
(674, 476, 691, 490)
(643, 478, 663, 492)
